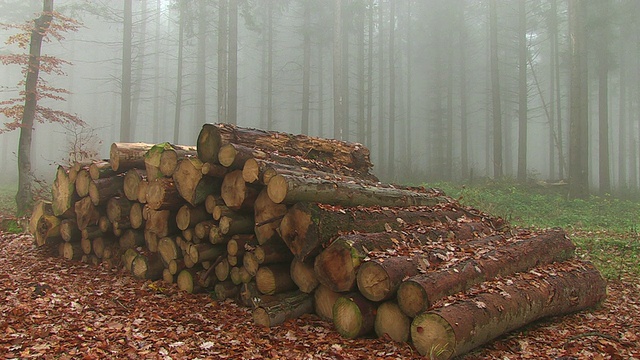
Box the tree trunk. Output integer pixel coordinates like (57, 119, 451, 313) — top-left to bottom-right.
(218, 143, 267, 169)
(256, 263, 297, 295)
(517, 0, 528, 182)
(173, 157, 222, 207)
(196, 123, 373, 172)
(357, 255, 430, 302)
(252, 291, 313, 327)
(410, 260, 606, 359)
(280, 202, 490, 262)
(173, 0, 185, 143)
(333, 292, 377, 339)
(387, 0, 396, 176)
(120, 0, 132, 142)
(52, 166, 78, 218)
(267, 173, 446, 207)
(16, 0, 53, 215)
(397, 229, 575, 318)
(110, 142, 154, 172)
(217, 0, 228, 123)
(227, 0, 238, 125)
(489, 0, 503, 179)
(375, 301, 411, 343)
(332, 0, 344, 139)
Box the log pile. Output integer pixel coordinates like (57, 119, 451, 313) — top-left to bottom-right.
(29, 123, 606, 358)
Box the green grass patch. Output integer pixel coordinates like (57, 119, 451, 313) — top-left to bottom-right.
(426, 179, 640, 279)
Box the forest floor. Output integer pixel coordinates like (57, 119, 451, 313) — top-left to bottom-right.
(1, 181, 639, 359)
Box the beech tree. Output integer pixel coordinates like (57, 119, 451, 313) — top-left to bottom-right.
(0, 0, 82, 215)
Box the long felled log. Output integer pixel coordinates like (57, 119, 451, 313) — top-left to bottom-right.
(110, 142, 154, 172)
(410, 260, 607, 359)
(52, 165, 78, 218)
(267, 173, 447, 207)
(280, 202, 488, 262)
(173, 157, 222, 206)
(197, 123, 373, 172)
(314, 221, 498, 293)
(89, 160, 116, 180)
(252, 290, 313, 327)
(332, 292, 378, 339)
(357, 256, 431, 302)
(397, 229, 575, 318)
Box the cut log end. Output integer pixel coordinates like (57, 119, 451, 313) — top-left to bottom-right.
(410, 313, 454, 360)
(333, 296, 365, 339)
(396, 281, 427, 318)
(375, 301, 412, 343)
(266, 174, 287, 204)
(314, 243, 358, 293)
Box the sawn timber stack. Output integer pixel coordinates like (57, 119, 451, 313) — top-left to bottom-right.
(31, 123, 606, 359)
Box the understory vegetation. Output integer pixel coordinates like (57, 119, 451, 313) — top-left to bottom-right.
(428, 180, 640, 280)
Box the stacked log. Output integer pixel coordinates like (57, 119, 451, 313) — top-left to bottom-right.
(34, 123, 606, 358)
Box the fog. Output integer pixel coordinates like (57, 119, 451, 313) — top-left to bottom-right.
(1, 0, 639, 196)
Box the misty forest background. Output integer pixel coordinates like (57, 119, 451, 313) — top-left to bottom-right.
(1, 0, 639, 199)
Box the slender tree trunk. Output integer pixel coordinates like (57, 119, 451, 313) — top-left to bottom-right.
(445, 21, 453, 181)
(317, 35, 324, 137)
(366, 0, 373, 148)
(173, 1, 185, 143)
(196, 0, 207, 135)
(598, 49, 610, 195)
(333, 0, 344, 140)
(130, 0, 148, 141)
(568, 0, 589, 199)
(548, 0, 556, 180)
(152, 0, 161, 142)
(517, 0, 527, 182)
(618, 27, 627, 190)
(341, 0, 350, 141)
(405, 0, 413, 178)
(489, 0, 502, 179)
(356, 1, 365, 144)
(301, 0, 311, 134)
(267, 3, 273, 130)
(387, 0, 396, 177)
(227, 0, 238, 125)
(553, 0, 564, 179)
(218, 0, 228, 123)
(377, 2, 385, 176)
(459, 2, 468, 180)
(120, 0, 132, 142)
(16, 0, 53, 215)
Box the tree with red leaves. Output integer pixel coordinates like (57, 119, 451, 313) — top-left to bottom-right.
(0, 0, 82, 215)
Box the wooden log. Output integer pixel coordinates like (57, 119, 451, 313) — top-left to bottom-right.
(29, 200, 52, 236)
(160, 144, 197, 177)
(208, 225, 226, 245)
(60, 219, 81, 242)
(188, 243, 225, 263)
(256, 263, 297, 295)
(290, 258, 318, 293)
(410, 260, 607, 359)
(254, 240, 293, 265)
(268, 173, 446, 207)
(129, 202, 144, 229)
(313, 284, 342, 321)
(119, 229, 144, 250)
(168, 259, 186, 275)
(35, 214, 62, 247)
(52, 165, 78, 218)
(81, 226, 104, 240)
(357, 256, 432, 302)
(252, 291, 313, 327)
(61, 241, 83, 260)
(243, 252, 260, 277)
(163, 268, 175, 284)
(280, 202, 478, 262)
(397, 229, 576, 318)
(80, 236, 93, 255)
(332, 292, 377, 339)
(89, 176, 125, 206)
(147, 178, 184, 210)
(201, 162, 228, 178)
(214, 281, 241, 300)
(92, 236, 116, 259)
(176, 204, 209, 231)
(98, 215, 111, 234)
(89, 160, 116, 180)
(219, 213, 254, 236)
(177, 268, 204, 293)
(158, 236, 182, 265)
(144, 208, 177, 238)
(123, 169, 146, 201)
(253, 189, 287, 244)
(196, 123, 373, 172)
(194, 220, 217, 240)
(214, 258, 230, 281)
(74, 197, 100, 231)
(106, 197, 132, 225)
(173, 157, 222, 206)
(218, 143, 267, 169)
(75, 169, 91, 197)
(121, 248, 140, 272)
(226, 234, 257, 257)
(132, 252, 165, 280)
(220, 170, 259, 211)
(110, 142, 154, 172)
(204, 194, 222, 214)
(239, 282, 260, 306)
(212, 205, 235, 221)
(144, 230, 159, 252)
(136, 180, 148, 203)
(375, 301, 411, 343)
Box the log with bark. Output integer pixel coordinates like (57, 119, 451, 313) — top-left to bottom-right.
(357, 255, 431, 302)
(290, 258, 318, 293)
(220, 170, 259, 211)
(188, 243, 225, 263)
(60, 219, 81, 243)
(214, 281, 241, 300)
(145, 209, 177, 238)
(255, 263, 297, 295)
(397, 229, 575, 318)
(314, 221, 499, 293)
(410, 260, 607, 359)
(35, 214, 62, 246)
(279, 202, 489, 262)
(60, 241, 83, 260)
(252, 290, 313, 327)
(91, 236, 116, 259)
(147, 178, 184, 210)
(89, 175, 125, 206)
(196, 123, 373, 173)
(219, 213, 254, 236)
(29, 200, 53, 236)
(89, 160, 116, 180)
(137, 180, 148, 203)
(131, 252, 165, 280)
(123, 169, 146, 201)
(106, 196, 132, 227)
(75, 169, 91, 197)
(226, 234, 257, 257)
(267, 173, 447, 207)
(144, 142, 197, 179)
(332, 292, 378, 339)
(375, 301, 412, 343)
(129, 202, 144, 229)
(109, 142, 154, 172)
(119, 229, 145, 250)
(218, 143, 267, 169)
(52, 165, 78, 218)
(201, 162, 228, 178)
(177, 268, 206, 294)
(158, 236, 182, 265)
(253, 189, 287, 244)
(173, 157, 222, 206)
(176, 204, 209, 231)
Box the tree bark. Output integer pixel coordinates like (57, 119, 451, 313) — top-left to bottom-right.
(252, 291, 313, 327)
(410, 260, 606, 359)
(89, 175, 125, 206)
(109, 142, 154, 172)
(280, 202, 490, 262)
(397, 229, 575, 318)
(333, 292, 377, 339)
(196, 123, 373, 172)
(267, 173, 447, 207)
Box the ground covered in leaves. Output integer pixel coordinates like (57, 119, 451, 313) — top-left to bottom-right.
(0, 232, 638, 360)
